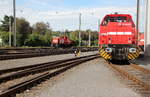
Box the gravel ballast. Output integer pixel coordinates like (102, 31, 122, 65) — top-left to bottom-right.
(16, 59, 142, 97)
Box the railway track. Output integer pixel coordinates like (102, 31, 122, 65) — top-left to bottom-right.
(0, 54, 99, 97)
(106, 60, 150, 97)
(0, 47, 98, 60)
(0, 49, 73, 60)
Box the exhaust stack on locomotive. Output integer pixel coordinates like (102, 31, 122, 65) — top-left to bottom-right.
(99, 13, 141, 60)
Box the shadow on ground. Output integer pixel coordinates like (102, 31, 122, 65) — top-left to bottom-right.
(110, 60, 130, 65)
(131, 54, 150, 65)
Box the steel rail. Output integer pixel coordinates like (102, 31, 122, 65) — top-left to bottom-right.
(0, 51, 71, 60)
(0, 55, 98, 97)
(0, 55, 98, 83)
(0, 54, 98, 75)
(105, 60, 150, 91)
(0, 47, 98, 60)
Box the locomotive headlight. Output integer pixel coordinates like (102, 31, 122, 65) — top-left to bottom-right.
(105, 48, 112, 53)
(129, 48, 136, 53)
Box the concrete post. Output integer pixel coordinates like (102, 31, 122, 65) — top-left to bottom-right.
(145, 0, 150, 57)
(79, 13, 82, 46)
(13, 0, 16, 47)
(88, 30, 91, 47)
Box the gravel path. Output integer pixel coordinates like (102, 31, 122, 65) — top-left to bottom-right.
(0, 51, 98, 70)
(16, 59, 142, 97)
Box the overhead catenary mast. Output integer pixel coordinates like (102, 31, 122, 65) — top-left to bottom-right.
(79, 13, 82, 46)
(9, 17, 12, 47)
(13, 0, 16, 47)
(136, 0, 140, 44)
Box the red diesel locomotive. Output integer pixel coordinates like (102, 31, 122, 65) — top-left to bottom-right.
(51, 36, 74, 47)
(99, 13, 140, 60)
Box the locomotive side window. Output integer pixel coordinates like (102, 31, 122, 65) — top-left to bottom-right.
(101, 16, 108, 26)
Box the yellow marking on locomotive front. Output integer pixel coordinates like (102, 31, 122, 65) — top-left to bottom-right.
(134, 52, 139, 57)
(128, 54, 133, 60)
(128, 53, 135, 60)
(128, 55, 132, 60)
(99, 48, 112, 60)
(99, 49, 104, 53)
(108, 54, 112, 59)
(101, 51, 107, 56)
(131, 53, 137, 58)
(100, 51, 106, 56)
(104, 54, 109, 59)
(102, 53, 107, 57)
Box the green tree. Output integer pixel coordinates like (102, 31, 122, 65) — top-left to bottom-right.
(0, 15, 13, 32)
(24, 33, 43, 46)
(70, 30, 79, 41)
(63, 29, 70, 37)
(51, 31, 61, 37)
(16, 18, 32, 46)
(32, 22, 50, 35)
(69, 30, 79, 46)
(41, 32, 52, 46)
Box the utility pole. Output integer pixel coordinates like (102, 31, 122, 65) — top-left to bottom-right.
(98, 19, 100, 47)
(98, 19, 100, 32)
(79, 13, 82, 46)
(9, 16, 12, 47)
(13, 0, 16, 47)
(88, 30, 91, 47)
(136, 0, 140, 44)
(144, 0, 148, 52)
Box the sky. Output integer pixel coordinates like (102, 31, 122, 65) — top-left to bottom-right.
(0, 0, 146, 31)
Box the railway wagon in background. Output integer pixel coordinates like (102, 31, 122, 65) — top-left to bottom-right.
(99, 13, 141, 60)
(51, 36, 74, 47)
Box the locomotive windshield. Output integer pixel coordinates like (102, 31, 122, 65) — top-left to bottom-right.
(107, 16, 127, 22)
(101, 15, 131, 26)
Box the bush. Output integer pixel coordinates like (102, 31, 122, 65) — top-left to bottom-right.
(0, 31, 9, 46)
(24, 33, 44, 46)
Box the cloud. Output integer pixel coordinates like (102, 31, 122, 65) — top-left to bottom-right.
(17, 6, 136, 31)
(0, 0, 12, 18)
(0, 0, 141, 31)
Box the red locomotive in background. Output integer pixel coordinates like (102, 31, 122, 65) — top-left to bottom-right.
(99, 13, 141, 60)
(51, 36, 74, 47)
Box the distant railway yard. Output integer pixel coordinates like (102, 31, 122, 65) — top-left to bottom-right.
(0, 47, 98, 60)
(0, 47, 149, 97)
